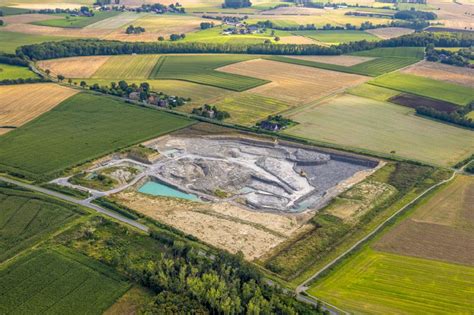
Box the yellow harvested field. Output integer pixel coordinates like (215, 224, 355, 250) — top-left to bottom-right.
(278, 36, 319, 45)
(218, 59, 369, 104)
(0, 83, 77, 133)
(85, 12, 145, 30)
(10, 3, 83, 10)
(285, 55, 374, 66)
(92, 54, 161, 79)
(37, 56, 111, 78)
(104, 15, 206, 42)
(113, 190, 308, 260)
(401, 61, 474, 88)
(366, 27, 414, 39)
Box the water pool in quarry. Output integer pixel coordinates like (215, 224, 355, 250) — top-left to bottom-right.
(138, 180, 201, 202)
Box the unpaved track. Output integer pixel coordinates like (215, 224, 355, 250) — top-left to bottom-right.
(0, 176, 148, 232)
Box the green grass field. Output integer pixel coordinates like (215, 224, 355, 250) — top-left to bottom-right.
(0, 63, 37, 80)
(92, 54, 161, 79)
(149, 55, 268, 91)
(209, 93, 291, 125)
(0, 6, 30, 15)
(0, 248, 130, 314)
(347, 83, 400, 101)
(370, 72, 474, 106)
(0, 31, 69, 53)
(292, 30, 379, 44)
(0, 184, 80, 261)
(308, 248, 474, 314)
(0, 93, 194, 181)
(267, 47, 423, 77)
(32, 11, 120, 28)
(285, 94, 474, 166)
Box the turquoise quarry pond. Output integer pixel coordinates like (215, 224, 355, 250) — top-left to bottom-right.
(138, 181, 200, 201)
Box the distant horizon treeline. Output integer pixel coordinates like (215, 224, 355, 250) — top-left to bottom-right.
(16, 32, 474, 60)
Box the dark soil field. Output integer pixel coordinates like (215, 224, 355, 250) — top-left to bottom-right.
(389, 93, 460, 113)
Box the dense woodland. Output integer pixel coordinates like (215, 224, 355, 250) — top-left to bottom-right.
(16, 32, 474, 60)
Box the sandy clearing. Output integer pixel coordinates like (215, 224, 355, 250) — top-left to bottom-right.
(401, 61, 474, 88)
(1, 13, 54, 24)
(366, 27, 414, 39)
(0, 83, 77, 131)
(218, 59, 369, 104)
(284, 55, 374, 66)
(113, 190, 307, 260)
(37, 56, 111, 78)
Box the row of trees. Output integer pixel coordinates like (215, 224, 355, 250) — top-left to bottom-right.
(0, 78, 49, 85)
(125, 25, 145, 34)
(16, 32, 474, 60)
(425, 44, 473, 67)
(416, 106, 474, 129)
(223, 0, 252, 8)
(393, 9, 437, 20)
(0, 53, 28, 67)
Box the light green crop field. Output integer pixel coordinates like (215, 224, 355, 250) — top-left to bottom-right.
(0, 185, 80, 262)
(209, 93, 291, 125)
(0, 249, 130, 314)
(0, 63, 37, 80)
(0, 31, 70, 53)
(149, 55, 268, 91)
(0, 93, 194, 181)
(292, 30, 379, 44)
(347, 83, 399, 101)
(285, 94, 474, 166)
(370, 72, 474, 106)
(92, 54, 161, 79)
(0, 6, 30, 15)
(182, 27, 275, 45)
(32, 11, 120, 28)
(308, 248, 474, 314)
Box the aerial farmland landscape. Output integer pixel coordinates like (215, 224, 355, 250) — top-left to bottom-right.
(0, 0, 473, 313)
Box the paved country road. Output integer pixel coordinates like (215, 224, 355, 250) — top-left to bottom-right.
(0, 176, 149, 232)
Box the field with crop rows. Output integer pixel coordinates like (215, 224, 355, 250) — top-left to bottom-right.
(292, 30, 379, 44)
(308, 248, 474, 314)
(0, 63, 37, 80)
(0, 184, 80, 261)
(210, 93, 291, 125)
(351, 47, 425, 58)
(32, 11, 120, 28)
(92, 54, 161, 79)
(284, 94, 474, 166)
(149, 55, 268, 91)
(0, 249, 130, 314)
(370, 72, 474, 106)
(0, 93, 194, 181)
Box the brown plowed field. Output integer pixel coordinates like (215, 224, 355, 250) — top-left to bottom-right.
(2, 14, 55, 24)
(38, 56, 111, 78)
(0, 84, 77, 133)
(402, 61, 474, 88)
(284, 54, 374, 66)
(375, 175, 474, 265)
(217, 59, 369, 104)
(389, 93, 460, 113)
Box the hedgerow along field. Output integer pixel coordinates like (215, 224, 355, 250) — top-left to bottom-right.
(0, 93, 195, 181)
(0, 183, 81, 262)
(308, 248, 474, 314)
(284, 94, 474, 166)
(0, 248, 130, 314)
(0, 63, 38, 80)
(149, 55, 269, 91)
(267, 47, 424, 76)
(31, 11, 120, 28)
(369, 72, 474, 106)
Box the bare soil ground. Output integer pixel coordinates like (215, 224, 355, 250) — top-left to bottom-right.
(37, 56, 111, 78)
(401, 61, 474, 88)
(375, 175, 474, 265)
(365, 27, 414, 39)
(217, 59, 369, 104)
(284, 55, 374, 66)
(113, 190, 308, 260)
(389, 93, 460, 113)
(0, 83, 77, 133)
(104, 15, 205, 42)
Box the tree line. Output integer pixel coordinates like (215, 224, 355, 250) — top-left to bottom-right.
(16, 32, 474, 60)
(416, 103, 474, 130)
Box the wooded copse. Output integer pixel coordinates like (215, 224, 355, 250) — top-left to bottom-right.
(16, 32, 474, 60)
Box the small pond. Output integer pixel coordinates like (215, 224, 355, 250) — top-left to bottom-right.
(138, 181, 200, 202)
